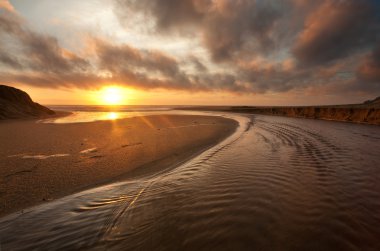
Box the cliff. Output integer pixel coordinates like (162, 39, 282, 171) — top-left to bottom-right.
(228, 97, 380, 125)
(0, 85, 55, 120)
(179, 97, 380, 125)
(229, 106, 380, 125)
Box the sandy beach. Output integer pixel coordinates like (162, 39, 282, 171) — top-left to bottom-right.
(0, 114, 237, 217)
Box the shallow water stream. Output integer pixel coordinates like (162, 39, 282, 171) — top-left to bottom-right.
(1, 114, 380, 250)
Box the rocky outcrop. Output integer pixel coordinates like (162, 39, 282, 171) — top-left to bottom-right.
(0, 85, 55, 120)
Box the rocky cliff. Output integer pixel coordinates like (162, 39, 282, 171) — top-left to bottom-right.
(0, 85, 55, 120)
(229, 98, 380, 125)
(229, 106, 380, 125)
(364, 96, 380, 106)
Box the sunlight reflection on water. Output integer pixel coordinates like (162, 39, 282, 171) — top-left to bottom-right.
(39, 111, 132, 123)
(39, 110, 211, 124)
(2, 114, 380, 250)
(107, 112, 118, 120)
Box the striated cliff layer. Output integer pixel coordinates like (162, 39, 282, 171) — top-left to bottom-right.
(229, 97, 380, 125)
(0, 85, 55, 120)
(229, 106, 380, 125)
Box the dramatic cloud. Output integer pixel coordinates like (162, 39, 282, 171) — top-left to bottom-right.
(115, 0, 290, 61)
(95, 40, 190, 90)
(112, 0, 380, 95)
(115, 0, 204, 31)
(0, 48, 23, 69)
(95, 39, 247, 92)
(293, 0, 379, 66)
(0, 8, 90, 74)
(0, 7, 240, 92)
(357, 43, 380, 83)
(1, 0, 380, 99)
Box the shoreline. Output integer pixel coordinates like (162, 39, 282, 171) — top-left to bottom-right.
(0, 114, 238, 217)
(0, 110, 72, 123)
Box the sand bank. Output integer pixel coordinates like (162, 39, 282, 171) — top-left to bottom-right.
(0, 115, 237, 217)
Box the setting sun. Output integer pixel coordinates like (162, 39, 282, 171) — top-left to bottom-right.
(101, 86, 124, 105)
(1, 0, 380, 249)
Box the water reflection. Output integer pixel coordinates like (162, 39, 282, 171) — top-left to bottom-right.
(107, 112, 118, 120)
(39, 110, 211, 124)
(2, 114, 380, 250)
(39, 111, 129, 123)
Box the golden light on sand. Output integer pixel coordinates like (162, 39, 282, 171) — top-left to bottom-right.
(101, 86, 124, 105)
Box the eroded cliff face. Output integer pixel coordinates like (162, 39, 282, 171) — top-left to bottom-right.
(231, 107, 379, 125)
(229, 98, 380, 125)
(0, 85, 55, 120)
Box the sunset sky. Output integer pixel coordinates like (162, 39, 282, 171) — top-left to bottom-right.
(0, 0, 379, 105)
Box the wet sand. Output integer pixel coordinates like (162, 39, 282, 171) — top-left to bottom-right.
(1, 114, 379, 250)
(0, 115, 237, 217)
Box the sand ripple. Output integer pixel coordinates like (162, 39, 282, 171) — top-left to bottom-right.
(1, 114, 379, 250)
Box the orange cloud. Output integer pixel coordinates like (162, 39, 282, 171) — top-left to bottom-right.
(293, 0, 376, 66)
(0, 0, 15, 12)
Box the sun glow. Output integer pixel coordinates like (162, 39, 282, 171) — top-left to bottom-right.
(101, 86, 125, 105)
(107, 112, 119, 120)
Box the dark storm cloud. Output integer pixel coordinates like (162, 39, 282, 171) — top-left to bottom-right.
(201, 1, 283, 61)
(113, 0, 380, 94)
(1, 0, 380, 96)
(115, 0, 205, 31)
(293, 0, 379, 66)
(239, 63, 303, 93)
(187, 56, 208, 72)
(115, 0, 290, 61)
(357, 43, 380, 83)
(116, 0, 380, 64)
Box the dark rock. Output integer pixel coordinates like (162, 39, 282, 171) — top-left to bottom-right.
(0, 85, 55, 120)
